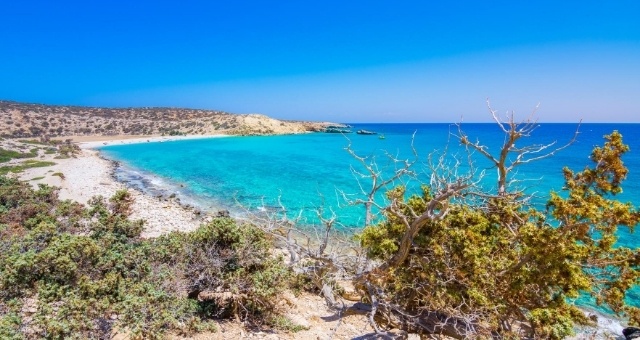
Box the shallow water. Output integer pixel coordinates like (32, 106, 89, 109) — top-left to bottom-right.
(101, 123, 640, 226)
(100, 123, 640, 315)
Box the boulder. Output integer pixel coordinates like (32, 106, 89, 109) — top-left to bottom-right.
(623, 327, 640, 339)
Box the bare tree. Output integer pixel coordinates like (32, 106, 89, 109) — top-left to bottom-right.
(457, 100, 580, 197)
(342, 134, 419, 226)
(236, 195, 367, 310)
(239, 103, 585, 338)
(354, 102, 584, 338)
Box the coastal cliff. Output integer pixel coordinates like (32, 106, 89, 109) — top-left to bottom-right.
(0, 100, 339, 138)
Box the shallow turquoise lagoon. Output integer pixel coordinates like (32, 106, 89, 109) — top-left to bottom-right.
(101, 123, 640, 229)
(100, 122, 640, 311)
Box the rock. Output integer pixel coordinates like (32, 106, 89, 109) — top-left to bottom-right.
(285, 313, 310, 328)
(216, 210, 230, 217)
(387, 329, 407, 338)
(624, 327, 640, 339)
(21, 298, 38, 314)
(97, 317, 112, 336)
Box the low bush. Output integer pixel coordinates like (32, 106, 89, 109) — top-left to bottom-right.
(0, 160, 56, 175)
(0, 147, 38, 163)
(0, 176, 291, 339)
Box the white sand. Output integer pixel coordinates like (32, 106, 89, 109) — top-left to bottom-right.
(17, 136, 227, 237)
(73, 133, 230, 148)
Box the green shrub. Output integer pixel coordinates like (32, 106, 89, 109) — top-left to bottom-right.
(156, 217, 290, 321)
(357, 131, 640, 339)
(0, 160, 56, 175)
(268, 315, 308, 332)
(0, 176, 292, 338)
(0, 147, 38, 163)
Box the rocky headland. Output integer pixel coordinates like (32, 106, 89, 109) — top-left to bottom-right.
(0, 100, 341, 139)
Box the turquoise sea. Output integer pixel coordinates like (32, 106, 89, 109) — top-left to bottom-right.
(100, 123, 640, 230)
(100, 123, 640, 313)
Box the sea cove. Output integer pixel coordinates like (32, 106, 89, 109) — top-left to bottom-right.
(100, 123, 640, 232)
(98, 122, 640, 321)
(4, 2, 640, 338)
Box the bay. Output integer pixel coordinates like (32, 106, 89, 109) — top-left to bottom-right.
(100, 123, 640, 231)
(100, 122, 640, 314)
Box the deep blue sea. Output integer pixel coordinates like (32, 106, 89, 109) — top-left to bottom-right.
(100, 123, 640, 313)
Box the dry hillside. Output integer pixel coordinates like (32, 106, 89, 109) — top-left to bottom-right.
(0, 100, 336, 138)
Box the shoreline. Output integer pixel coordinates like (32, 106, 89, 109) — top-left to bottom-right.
(18, 135, 218, 238)
(11, 134, 631, 338)
(68, 133, 232, 149)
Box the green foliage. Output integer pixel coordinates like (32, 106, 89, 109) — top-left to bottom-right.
(51, 172, 65, 179)
(268, 315, 308, 332)
(155, 217, 290, 320)
(0, 160, 56, 175)
(358, 131, 640, 339)
(109, 189, 133, 215)
(547, 131, 640, 321)
(162, 130, 186, 136)
(56, 143, 80, 158)
(0, 147, 38, 163)
(0, 300, 22, 340)
(20, 139, 45, 145)
(0, 177, 292, 338)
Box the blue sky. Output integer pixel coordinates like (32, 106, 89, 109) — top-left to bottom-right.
(1, 1, 639, 122)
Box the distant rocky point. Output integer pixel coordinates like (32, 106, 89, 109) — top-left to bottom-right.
(0, 100, 342, 138)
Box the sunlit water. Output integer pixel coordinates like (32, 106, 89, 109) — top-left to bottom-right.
(100, 123, 640, 321)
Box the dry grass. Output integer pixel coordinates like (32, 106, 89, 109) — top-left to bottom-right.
(0, 100, 333, 139)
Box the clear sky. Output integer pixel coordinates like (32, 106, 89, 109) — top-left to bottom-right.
(1, 1, 639, 122)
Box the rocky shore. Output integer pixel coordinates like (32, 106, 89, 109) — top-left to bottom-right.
(7, 136, 379, 339)
(3, 135, 629, 339)
(18, 142, 206, 238)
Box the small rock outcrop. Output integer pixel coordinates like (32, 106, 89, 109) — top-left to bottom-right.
(623, 327, 640, 339)
(216, 210, 230, 218)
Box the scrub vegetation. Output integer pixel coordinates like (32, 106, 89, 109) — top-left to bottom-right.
(0, 160, 57, 176)
(254, 109, 640, 339)
(1, 105, 639, 339)
(0, 100, 331, 138)
(351, 121, 640, 338)
(0, 147, 38, 163)
(0, 180, 295, 339)
(355, 129, 639, 338)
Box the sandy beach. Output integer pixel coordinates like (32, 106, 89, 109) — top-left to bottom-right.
(7, 134, 626, 338)
(17, 135, 229, 237)
(59, 133, 230, 148)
